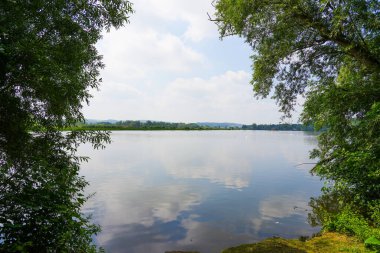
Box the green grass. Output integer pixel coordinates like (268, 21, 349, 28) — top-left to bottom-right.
(222, 232, 376, 253)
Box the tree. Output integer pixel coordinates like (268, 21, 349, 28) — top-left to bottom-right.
(214, 0, 380, 230)
(0, 0, 133, 251)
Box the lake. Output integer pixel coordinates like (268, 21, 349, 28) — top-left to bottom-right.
(79, 130, 323, 253)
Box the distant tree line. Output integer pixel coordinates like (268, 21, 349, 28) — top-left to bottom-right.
(68, 121, 317, 131)
(115, 120, 205, 130)
(72, 120, 218, 130)
(242, 123, 314, 131)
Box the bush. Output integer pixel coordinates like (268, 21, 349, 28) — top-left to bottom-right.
(325, 207, 380, 245)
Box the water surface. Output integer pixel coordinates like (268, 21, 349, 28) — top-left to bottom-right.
(80, 130, 322, 253)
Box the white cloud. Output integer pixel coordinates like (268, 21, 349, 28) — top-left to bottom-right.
(83, 178, 201, 245)
(85, 69, 284, 123)
(84, 18, 207, 120)
(248, 195, 312, 236)
(149, 131, 255, 190)
(164, 70, 251, 104)
(98, 26, 204, 82)
(259, 195, 309, 221)
(136, 0, 218, 42)
(83, 1, 294, 124)
(155, 71, 283, 123)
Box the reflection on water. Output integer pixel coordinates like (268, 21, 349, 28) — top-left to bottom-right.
(79, 131, 323, 253)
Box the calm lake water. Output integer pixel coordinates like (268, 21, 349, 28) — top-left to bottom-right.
(79, 130, 323, 253)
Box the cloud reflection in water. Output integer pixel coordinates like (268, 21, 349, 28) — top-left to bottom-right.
(80, 131, 323, 253)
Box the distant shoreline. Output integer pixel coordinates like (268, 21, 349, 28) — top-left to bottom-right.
(62, 126, 315, 132)
(63, 121, 315, 132)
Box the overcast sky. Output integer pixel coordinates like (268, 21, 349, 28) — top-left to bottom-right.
(83, 0, 301, 124)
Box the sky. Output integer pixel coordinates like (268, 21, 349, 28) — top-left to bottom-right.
(83, 0, 301, 124)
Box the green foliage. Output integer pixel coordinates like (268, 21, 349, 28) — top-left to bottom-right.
(325, 208, 378, 241)
(308, 191, 380, 250)
(215, 0, 380, 115)
(214, 0, 380, 239)
(0, 131, 111, 252)
(324, 207, 380, 251)
(365, 236, 380, 251)
(308, 190, 345, 227)
(0, 0, 133, 251)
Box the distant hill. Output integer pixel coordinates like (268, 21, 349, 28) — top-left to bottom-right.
(196, 122, 243, 128)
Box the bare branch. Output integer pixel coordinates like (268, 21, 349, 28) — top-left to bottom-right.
(295, 162, 317, 167)
(207, 12, 222, 22)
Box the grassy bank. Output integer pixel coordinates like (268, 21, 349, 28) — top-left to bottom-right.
(167, 232, 377, 253)
(222, 232, 376, 253)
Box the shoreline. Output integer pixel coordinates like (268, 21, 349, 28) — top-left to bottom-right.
(166, 232, 372, 253)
